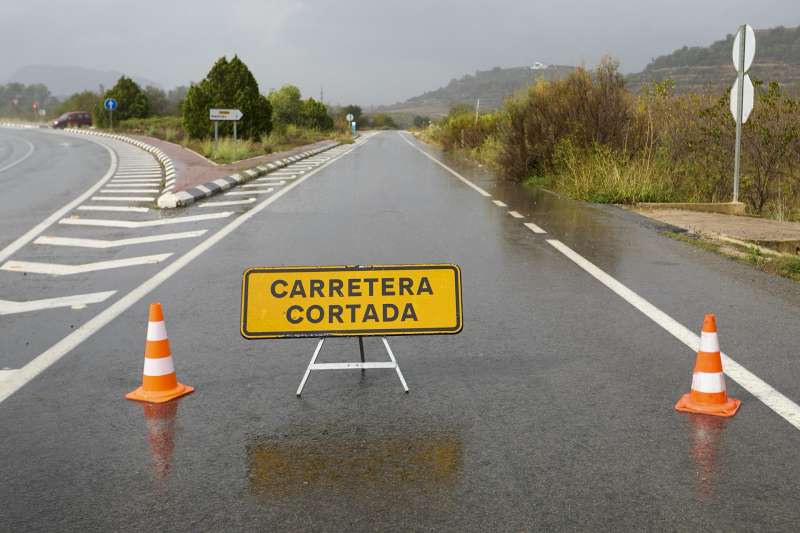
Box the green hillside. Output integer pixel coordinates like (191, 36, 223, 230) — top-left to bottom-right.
(379, 64, 574, 119)
(627, 25, 800, 94)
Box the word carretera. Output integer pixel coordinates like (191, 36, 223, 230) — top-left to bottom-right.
(269, 276, 434, 324)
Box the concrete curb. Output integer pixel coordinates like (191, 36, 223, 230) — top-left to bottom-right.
(0, 122, 41, 129)
(157, 141, 340, 209)
(62, 128, 176, 194)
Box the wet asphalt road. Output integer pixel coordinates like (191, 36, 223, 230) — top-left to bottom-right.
(0, 128, 110, 251)
(2, 131, 800, 531)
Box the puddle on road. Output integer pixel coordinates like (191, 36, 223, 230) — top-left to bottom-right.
(246, 426, 463, 498)
(137, 400, 180, 480)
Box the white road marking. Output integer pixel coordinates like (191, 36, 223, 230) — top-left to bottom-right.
(0, 137, 35, 174)
(0, 291, 117, 315)
(59, 211, 232, 229)
(547, 238, 800, 431)
(243, 181, 284, 188)
(200, 198, 257, 207)
(77, 205, 149, 213)
(225, 188, 274, 196)
(524, 222, 547, 234)
(91, 196, 155, 202)
(35, 231, 207, 249)
(110, 179, 162, 184)
(256, 176, 294, 182)
(400, 133, 492, 197)
(0, 141, 117, 265)
(493, 200, 507, 207)
(1, 254, 172, 276)
(0, 370, 18, 382)
(100, 188, 159, 194)
(104, 183, 161, 188)
(0, 136, 371, 404)
(508, 211, 524, 219)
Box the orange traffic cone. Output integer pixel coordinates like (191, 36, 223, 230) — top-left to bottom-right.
(126, 302, 194, 403)
(675, 314, 740, 417)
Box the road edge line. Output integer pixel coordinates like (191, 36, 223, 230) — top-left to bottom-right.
(546, 238, 800, 431)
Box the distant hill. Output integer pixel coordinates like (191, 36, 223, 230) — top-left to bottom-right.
(378, 64, 575, 118)
(626, 25, 800, 94)
(6, 65, 159, 97)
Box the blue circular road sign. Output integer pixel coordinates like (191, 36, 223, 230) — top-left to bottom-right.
(104, 98, 118, 111)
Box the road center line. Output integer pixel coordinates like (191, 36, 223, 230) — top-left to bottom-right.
(0, 136, 371, 404)
(0, 136, 35, 174)
(399, 132, 492, 197)
(547, 238, 800, 431)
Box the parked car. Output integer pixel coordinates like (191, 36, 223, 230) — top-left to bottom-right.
(51, 111, 92, 129)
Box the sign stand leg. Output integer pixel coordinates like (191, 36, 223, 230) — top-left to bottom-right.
(358, 336, 366, 374)
(295, 337, 409, 396)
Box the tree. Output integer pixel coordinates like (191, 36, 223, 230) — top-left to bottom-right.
(182, 56, 272, 139)
(268, 85, 302, 129)
(300, 97, 333, 130)
(56, 91, 100, 116)
(144, 86, 168, 116)
(342, 104, 362, 122)
(94, 76, 150, 127)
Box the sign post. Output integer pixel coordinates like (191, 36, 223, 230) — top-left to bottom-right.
(730, 24, 756, 203)
(104, 98, 118, 131)
(209, 108, 243, 144)
(241, 264, 463, 395)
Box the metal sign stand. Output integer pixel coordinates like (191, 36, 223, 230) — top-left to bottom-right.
(296, 337, 409, 396)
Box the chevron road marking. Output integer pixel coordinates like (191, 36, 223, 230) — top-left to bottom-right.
(100, 188, 159, 194)
(0, 291, 117, 315)
(225, 188, 274, 196)
(77, 205, 150, 213)
(34, 231, 207, 249)
(59, 211, 232, 228)
(199, 198, 257, 207)
(91, 196, 155, 202)
(1, 254, 172, 275)
(243, 181, 284, 188)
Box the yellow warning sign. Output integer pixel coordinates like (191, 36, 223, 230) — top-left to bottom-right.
(241, 264, 462, 339)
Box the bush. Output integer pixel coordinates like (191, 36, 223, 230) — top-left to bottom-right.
(182, 56, 272, 140)
(94, 76, 150, 127)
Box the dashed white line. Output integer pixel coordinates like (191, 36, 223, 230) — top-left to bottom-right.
(493, 200, 507, 207)
(1, 254, 173, 276)
(546, 238, 800, 431)
(59, 212, 232, 229)
(524, 222, 547, 234)
(34, 231, 207, 249)
(508, 211, 524, 219)
(0, 291, 117, 315)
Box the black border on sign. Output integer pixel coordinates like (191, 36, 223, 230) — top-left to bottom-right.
(240, 264, 463, 339)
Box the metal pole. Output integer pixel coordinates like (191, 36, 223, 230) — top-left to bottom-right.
(214, 121, 219, 144)
(474, 98, 480, 126)
(358, 336, 365, 374)
(733, 24, 746, 204)
(233, 121, 237, 142)
(109, 108, 113, 131)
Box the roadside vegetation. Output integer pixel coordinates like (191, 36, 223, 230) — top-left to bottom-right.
(422, 58, 800, 220)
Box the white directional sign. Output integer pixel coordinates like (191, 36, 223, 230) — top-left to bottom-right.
(345, 113, 354, 122)
(732, 24, 756, 73)
(209, 108, 243, 121)
(730, 75, 754, 123)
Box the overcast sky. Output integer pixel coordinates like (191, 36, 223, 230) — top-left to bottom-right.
(2, 0, 797, 105)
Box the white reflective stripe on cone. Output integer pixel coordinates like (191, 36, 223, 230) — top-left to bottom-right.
(699, 331, 720, 353)
(146, 321, 167, 341)
(143, 356, 175, 376)
(692, 372, 726, 393)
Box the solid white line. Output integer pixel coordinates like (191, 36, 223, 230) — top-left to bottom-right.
(524, 222, 547, 234)
(1, 254, 172, 275)
(100, 188, 159, 194)
(77, 205, 149, 213)
(399, 132, 492, 197)
(59, 212, 232, 229)
(0, 137, 35, 174)
(199, 198, 256, 207)
(546, 238, 800, 431)
(0, 140, 118, 265)
(0, 370, 18, 382)
(508, 211, 524, 219)
(493, 200, 507, 207)
(243, 181, 284, 188)
(0, 137, 368, 404)
(0, 291, 117, 315)
(35, 231, 207, 249)
(225, 188, 274, 196)
(91, 196, 155, 202)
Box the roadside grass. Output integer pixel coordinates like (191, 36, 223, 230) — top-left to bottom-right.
(199, 138, 258, 164)
(665, 231, 800, 282)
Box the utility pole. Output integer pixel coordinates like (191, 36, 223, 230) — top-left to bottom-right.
(320, 86, 324, 104)
(474, 99, 480, 126)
